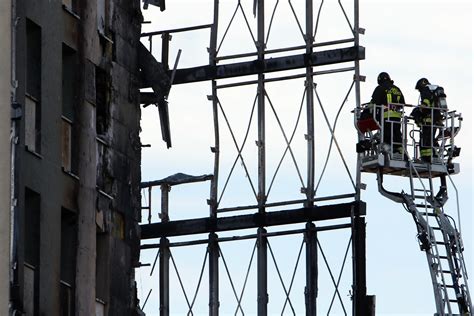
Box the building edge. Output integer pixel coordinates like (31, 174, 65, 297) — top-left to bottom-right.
(0, 0, 12, 314)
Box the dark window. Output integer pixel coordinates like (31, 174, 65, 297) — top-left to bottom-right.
(62, 45, 79, 174)
(95, 67, 109, 136)
(26, 19, 41, 99)
(24, 187, 40, 316)
(25, 188, 40, 267)
(26, 19, 42, 154)
(60, 208, 76, 316)
(62, 44, 77, 121)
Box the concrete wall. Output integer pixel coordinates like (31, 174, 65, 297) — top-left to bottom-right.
(0, 1, 12, 314)
(10, 0, 142, 315)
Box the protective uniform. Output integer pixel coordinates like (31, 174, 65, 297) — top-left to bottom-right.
(369, 72, 406, 154)
(413, 78, 443, 162)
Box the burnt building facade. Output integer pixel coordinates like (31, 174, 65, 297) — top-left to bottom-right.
(10, 0, 143, 315)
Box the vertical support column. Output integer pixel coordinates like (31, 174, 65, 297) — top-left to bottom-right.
(352, 210, 367, 316)
(353, 0, 363, 201)
(256, 3, 267, 312)
(352, 0, 367, 311)
(161, 32, 170, 71)
(209, 0, 219, 219)
(147, 187, 152, 223)
(0, 1, 12, 313)
(209, 84, 219, 219)
(257, 227, 268, 315)
(209, 4, 220, 314)
(209, 0, 219, 66)
(305, 0, 315, 207)
(209, 233, 219, 315)
(159, 184, 170, 316)
(304, 222, 317, 316)
(208, 83, 220, 316)
(257, 0, 266, 213)
(159, 237, 170, 316)
(160, 184, 170, 222)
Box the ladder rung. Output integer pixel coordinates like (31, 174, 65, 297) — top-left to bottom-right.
(449, 299, 458, 303)
(421, 212, 437, 217)
(433, 227, 442, 231)
(444, 284, 455, 288)
(416, 204, 434, 208)
(414, 195, 431, 199)
(442, 270, 452, 274)
(436, 241, 447, 245)
(439, 256, 449, 260)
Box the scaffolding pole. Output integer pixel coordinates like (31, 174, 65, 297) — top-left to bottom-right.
(352, 211, 367, 315)
(257, 0, 266, 213)
(209, 0, 220, 220)
(159, 237, 170, 316)
(305, 0, 315, 207)
(257, 227, 268, 315)
(159, 184, 170, 316)
(208, 233, 219, 315)
(305, 222, 317, 315)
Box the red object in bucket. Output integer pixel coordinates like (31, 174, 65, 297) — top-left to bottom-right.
(357, 118, 379, 133)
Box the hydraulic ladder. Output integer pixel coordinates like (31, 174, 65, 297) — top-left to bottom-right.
(358, 103, 470, 314)
(403, 162, 471, 315)
(378, 161, 472, 315)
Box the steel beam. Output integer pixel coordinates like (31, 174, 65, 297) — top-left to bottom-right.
(305, 0, 315, 206)
(160, 184, 170, 223)
(208, 233, 219, 315)
(305, 222, 317, 316)
(257, 0, 266, 214)
(159, 237, 170, 316)
(141, 23, 213, 37)
(209, 0, 220, 220)
(161, 32, 170, 71)
(352, 213, 367, 316)
(257, 2, 267, 311)
(257, 227, 268, 315)
(154, 46, 364, 85)
(141, 223, 351, 250)
(140, 201, 365, 239)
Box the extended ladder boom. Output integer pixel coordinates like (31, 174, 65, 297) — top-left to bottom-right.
(402, 194, 471, 315)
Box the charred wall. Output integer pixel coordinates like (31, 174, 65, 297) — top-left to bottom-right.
(11, 0, 142, 315)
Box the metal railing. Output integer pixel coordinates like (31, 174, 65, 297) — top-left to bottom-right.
(355, 103, 462, 164)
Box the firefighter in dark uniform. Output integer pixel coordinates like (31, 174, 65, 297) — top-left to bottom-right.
(413, 78, 443, 162)
(369, 72, 405, 155)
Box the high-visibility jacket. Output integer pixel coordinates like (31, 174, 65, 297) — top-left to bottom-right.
(370, 83, 405, 119)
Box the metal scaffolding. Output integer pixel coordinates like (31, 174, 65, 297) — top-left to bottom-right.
(139, 0, 371, 314)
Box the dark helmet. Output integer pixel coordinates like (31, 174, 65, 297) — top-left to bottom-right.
(377, 72, 393, 85)
(415, 78, 430, 90)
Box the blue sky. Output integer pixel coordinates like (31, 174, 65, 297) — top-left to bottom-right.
(137, 1, 473, 315)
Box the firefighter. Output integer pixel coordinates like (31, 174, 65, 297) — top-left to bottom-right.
(369, 72, 406, 155)
(413, 78, 444, 162)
